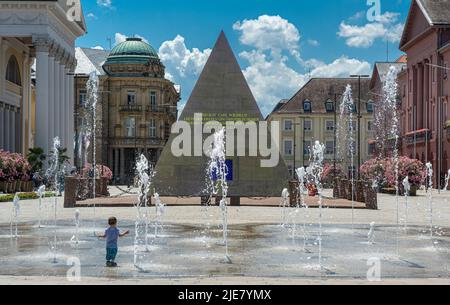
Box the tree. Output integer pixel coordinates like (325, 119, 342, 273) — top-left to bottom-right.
(27, 147, 46, 174)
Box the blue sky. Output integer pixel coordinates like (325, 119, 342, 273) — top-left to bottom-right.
(78, 0, 411, 116)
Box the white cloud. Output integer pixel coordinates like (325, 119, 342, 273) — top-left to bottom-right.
(310, 56, 371, 78)
(307, 39, 320, 47)
(97, 0, 112, 8)
(338, 12, 404, 48)
(158, 35, 211, 78)
(92, 46, 104, 50)
(233, 15, 301, 59)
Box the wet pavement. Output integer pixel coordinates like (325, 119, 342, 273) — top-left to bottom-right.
(1, 219, 449, 280)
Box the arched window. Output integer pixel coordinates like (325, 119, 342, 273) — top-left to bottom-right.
(303, 100, 312, 113)
(6, 55, 21, 86)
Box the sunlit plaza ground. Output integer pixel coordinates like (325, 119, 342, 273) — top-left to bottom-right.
(0, 187, 449, 285)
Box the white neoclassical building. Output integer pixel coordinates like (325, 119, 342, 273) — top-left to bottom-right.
(0, 0, 86, 162)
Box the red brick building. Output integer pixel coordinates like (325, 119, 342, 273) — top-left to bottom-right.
(399, 0, 450, 187)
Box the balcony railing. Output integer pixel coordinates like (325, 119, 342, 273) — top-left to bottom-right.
(109, 137, 165, 146)
(404, 129, 431, 146)
(119, 104, 142, 112)
(145, 105, 171, 113)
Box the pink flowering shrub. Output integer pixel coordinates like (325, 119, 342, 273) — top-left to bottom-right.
(0, 150, 32, 182)
(321, 163, 345, 187)
(82, 164, 113, 181)
(360, 157, 426, 188)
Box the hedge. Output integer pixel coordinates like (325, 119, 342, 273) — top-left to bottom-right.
(0, 192, 56, 203)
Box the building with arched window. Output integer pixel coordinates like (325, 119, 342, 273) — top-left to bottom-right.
(0, 0, 86, 160)
(74, 38, 180, 184)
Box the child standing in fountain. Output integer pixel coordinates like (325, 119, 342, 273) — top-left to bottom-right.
(98, 217, 130, 267)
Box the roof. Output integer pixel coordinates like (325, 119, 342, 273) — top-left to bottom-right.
(266, 99, 289, 120)
(370, 62, 407, 88)
(417, 0, 450, 25)
(75, 47, 109, 75)
(104, 37, 159, 66)
(400, 0, 450, 50)
(276, 78, 372, 114)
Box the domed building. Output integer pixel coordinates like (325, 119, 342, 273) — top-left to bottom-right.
(74, 37, 180, 184)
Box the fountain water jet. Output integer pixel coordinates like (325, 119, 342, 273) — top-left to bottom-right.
(153, 193, 165, 239)
(339, 85, 356, 231)
(426, 163, 434, 239)
(368, 222, 376, 245)
(296, 167, 309, 252)
(37, 185, 46, 228)
(206, 128, 231, 263)
(86, 72, 99, 235)
(403, 176, 411, 230)
(10, 194, 20, 238)
(280, 188, 289, 227)
(71, 209, 80, 245)
(443, 169, 450, 191)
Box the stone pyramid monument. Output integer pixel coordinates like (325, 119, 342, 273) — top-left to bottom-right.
(153, 31, 289, 197)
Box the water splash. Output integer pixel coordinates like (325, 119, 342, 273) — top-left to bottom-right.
(10, 194, 20, 238)
(37, 185, 46, 228)
(368, 222, 376, 245)
(309, 140, 325, 271)
(403, 176, 410, 230)
(86, 72, 99, 234)
(296, 167, 309, 252)
(280, 188, 289, 227)
(153, 193, 165, 239)
(206, 128, 231, 263)
(134, 154, 154, 268)
(339, 85, 356, 230)
(443, 169, 450, 191)
(426, 162, 434, 239)
(71, 209, 80, 245)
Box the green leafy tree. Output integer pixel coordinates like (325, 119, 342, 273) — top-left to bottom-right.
(27, 147, 47, 174)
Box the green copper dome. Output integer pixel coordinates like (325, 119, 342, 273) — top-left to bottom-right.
(104, 37, 159, 65)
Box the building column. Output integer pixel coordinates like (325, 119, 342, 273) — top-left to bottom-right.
(59, 62, 66, 147)
(114, 148, 119, 180)
(48, 54, 55, 142)
(4, 106, 10, 151)
(417, 63, 424, 130)
(34, 36, 51, 155)
(120, 148, 125, 183)
(67, 62, 75, 163)
(0, 103, 4, 149)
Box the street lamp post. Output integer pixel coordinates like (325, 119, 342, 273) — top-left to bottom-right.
(350, 74, 370, 180)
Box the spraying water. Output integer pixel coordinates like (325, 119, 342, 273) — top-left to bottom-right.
(309, 141, 325, 271)
(10, 194, 20, 238)
(71, 209, 81, 245)
(46, 137, 61, 263)
(403, 176, 411, 230)
(86, 71, 99, 235)
(339, 85, 356, 230)
(207, 128, 231, 263)
(37, 185, 46, 228)
(134, 154, 152, 268)
(443, 169, 450, 191)
(368, 222, 376, 245)
(280, 188, 289, 227)
(296, 167, 309, 252)
(426, 163, 434, 239)
(153, 193, 165, 239)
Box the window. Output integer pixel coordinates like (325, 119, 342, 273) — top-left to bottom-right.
(367, 100, 374, 113)
(325, 100, 334, 113)
(304, 120, 312, 131)
(304, 141, 311, 155)
(284, 120, 293, 131)
(149, 119, 157, 138)
(287, 165, 294, 178)
(150, 91, 157, 111)
(325, 120, 334, 131)
(351, 104, 357, 113)
(79, 90, 87, 106)
(325, 141, 334, 155)
(127, 91, 136, 105)
(303, 100, 312, 113)
(284, 140, 293, 156)
(368, 121, 373, 131)
(125, 117, 136, 137)
(5, 55, 21, 86)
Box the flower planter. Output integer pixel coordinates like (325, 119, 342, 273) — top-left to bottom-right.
(15, 181, 22, 192)
(0, 181, 6, 193)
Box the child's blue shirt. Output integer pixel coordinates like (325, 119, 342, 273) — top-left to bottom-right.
(105, 227, 120, 249)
